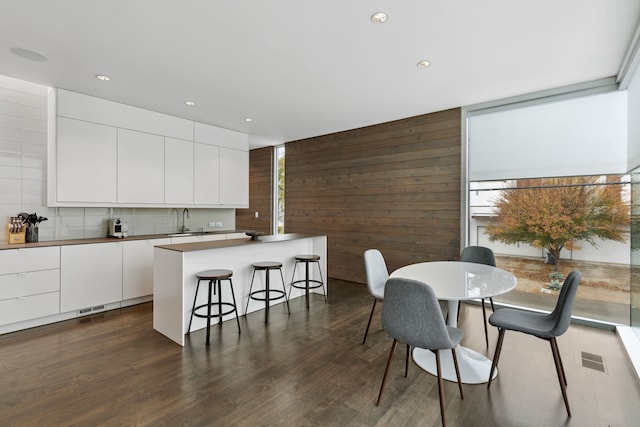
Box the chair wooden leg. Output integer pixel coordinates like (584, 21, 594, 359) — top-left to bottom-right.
(481, 299, 489, 347)
(362, 299, 377, 345)
(451, 348, 464, 399)
(552, 338, 568, 386)
(405, 344, 410, 377)
(435, 350, 447, 427)
(487, 328, 505, 389)
(376, 339, 397, 406)
(550, 338, 571, 417)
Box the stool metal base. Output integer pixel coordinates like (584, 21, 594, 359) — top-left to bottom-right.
(288, 255, 327, 308)
(188, 269, 240, 346)
(245, 262, 290, 323)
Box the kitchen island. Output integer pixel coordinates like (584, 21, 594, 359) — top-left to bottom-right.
(153, 233, 327, 345)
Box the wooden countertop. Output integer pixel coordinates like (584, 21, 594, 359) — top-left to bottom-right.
(0, 230, 249, 251)
(155, 233, 324, 253)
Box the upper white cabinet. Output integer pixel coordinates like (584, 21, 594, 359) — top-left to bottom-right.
(56, 117, 117, 203)
(165, 137, 194, 205)
(194, 143, 221, 205)
(194, 122, 248, 150)
(219, 147, 249, 206)
(48, 89, 249, 207)
(117, 129, 165, 204)
(57, 89, 193, 140)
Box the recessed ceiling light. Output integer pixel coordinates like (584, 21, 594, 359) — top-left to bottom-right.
(371, 12, 388, 24)
(184, 101, 195, 106)
(96, 74, 111, 81)
(244, 118, 253, 123)
(10, 47, 48, 62)
(417, 60, 431, 68)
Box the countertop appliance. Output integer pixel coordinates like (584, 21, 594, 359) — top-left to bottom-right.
(108, 218, 128, 238)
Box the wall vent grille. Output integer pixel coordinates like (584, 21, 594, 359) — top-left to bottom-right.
(581, 351, 607, 373)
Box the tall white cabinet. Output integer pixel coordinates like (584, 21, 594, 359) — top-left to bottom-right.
(117, 129, 165, 204)
(48, 89, 249, 208)
(56, 117, 117, 203)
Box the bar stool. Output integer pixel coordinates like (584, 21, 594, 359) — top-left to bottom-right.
(245, 261, 290, 323)
(187, 269, 241, 345)
(288, 254, 327, 308)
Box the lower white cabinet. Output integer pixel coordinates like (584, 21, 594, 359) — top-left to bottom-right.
(0, 292, 60, 326)
(123, 238, 170, 300)
(0, 247, 61, 326)
(60, 242, 123, 312)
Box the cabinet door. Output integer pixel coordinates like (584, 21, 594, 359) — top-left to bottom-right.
(56, 117, 117, 203)
(123, 238, 171, 299)
(194, 143, 220, 205)
(60, 243, 123, 312)
(117, 129, 165, 203)
(219, 147, 249, 206)
(165, 137, 194, 205)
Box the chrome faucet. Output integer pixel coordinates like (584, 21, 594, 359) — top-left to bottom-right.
(182, 208, 190, 233)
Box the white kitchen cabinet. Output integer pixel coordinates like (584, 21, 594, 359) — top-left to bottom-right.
(194, 142, 220, 205)
(56, 117, 117, 203)
(165, 137, 194, 205)
(194, 122, 249, 149)
(117, 129, 165, 204)
(57, 89, 193, 141)
(219, 147, 249, 206)
(0, 247, 60, 275)
(60, 242, 123, 312)
(123, 238, 171, 300)
(0, 247, 61, 326)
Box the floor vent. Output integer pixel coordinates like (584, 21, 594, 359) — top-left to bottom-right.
(581, 351, 607, 373)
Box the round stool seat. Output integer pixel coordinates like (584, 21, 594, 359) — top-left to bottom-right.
(294, 254, 321, 262)
(196, 269, 233, 280)
(252, 261, 283, 270)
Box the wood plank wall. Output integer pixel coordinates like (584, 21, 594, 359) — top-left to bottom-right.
(235, 146, 273, 234)
(284, 108, 462, 284)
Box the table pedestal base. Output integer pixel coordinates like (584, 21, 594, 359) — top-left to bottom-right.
(412, 346, 497, 384)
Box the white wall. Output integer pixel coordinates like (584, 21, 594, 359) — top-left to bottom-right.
(0, 75, 235, 242)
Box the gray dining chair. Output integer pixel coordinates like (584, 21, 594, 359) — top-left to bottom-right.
(487, 270, 582, 417)
(362, 249, 389, 344)
(376, 277, 464, 427)
(460, 246, 496, 347)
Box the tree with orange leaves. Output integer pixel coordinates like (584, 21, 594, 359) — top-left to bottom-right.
(486, 176, 628, 270)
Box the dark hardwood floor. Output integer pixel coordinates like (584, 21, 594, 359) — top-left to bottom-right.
(1, 279, 639, 426)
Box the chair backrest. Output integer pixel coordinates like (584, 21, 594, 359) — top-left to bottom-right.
(364, 249, 389, 299)
(547, 270, 582, 337)
(382, 277, 459, 350)
(460, 246, 496, 267)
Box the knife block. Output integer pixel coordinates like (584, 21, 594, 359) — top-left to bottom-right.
(7, 224, 26, 244)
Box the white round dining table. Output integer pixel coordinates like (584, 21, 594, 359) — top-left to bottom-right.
(389, 261, 517, 384)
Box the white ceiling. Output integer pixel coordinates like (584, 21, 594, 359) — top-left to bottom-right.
(1, 1, 640, 148)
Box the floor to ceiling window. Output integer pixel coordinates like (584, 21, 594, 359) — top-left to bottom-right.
(466, 87, 630, 325)
(273, 145, 285, 235)
(631, 168, 640, 335)
(469, 175, 630, 324)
